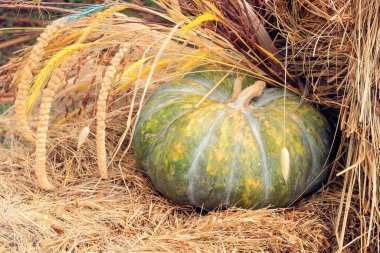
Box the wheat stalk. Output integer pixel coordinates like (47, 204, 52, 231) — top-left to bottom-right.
(14, 21, 63, 143)
(34, 54, 77, 190)
(96, 44, 131, 179)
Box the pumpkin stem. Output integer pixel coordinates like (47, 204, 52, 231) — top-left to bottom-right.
(227, 80, 266, 109)
(226, 76, 243, 103)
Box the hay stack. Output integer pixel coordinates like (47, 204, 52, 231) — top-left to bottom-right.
(268, 1, 380, 251)
(0, 0, 378, 252)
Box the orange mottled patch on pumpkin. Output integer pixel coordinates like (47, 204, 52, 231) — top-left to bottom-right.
(293, 138, 304, 154)
(246, 178, 260, 188)
(241, 177, 261, 206)
(206, 162, 216, 175)
(174, 143, 183, 155)
(215, 149, 224, 162)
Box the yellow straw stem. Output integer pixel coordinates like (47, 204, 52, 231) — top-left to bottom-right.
(113, 56, 154, 93)
(195, 67, 235, 108)
(182, 13, 221, 33)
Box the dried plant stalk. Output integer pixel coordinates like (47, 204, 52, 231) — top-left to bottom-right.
(34, 55, 76, 190)
(96, 44, 130, 179)
(14, 21, 63, 142)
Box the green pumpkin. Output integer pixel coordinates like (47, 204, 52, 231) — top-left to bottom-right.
(134, 66, 332, 210)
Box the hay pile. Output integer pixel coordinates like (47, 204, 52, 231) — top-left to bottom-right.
(0, 131, 337, 252)
(0, 0, 378, 252)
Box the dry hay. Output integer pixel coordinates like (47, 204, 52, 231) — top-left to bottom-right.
(0, 158, 335, 252)
(0, 112, 341, 252)
(0, 0, 379, 252)
(266, 0, 380, 251)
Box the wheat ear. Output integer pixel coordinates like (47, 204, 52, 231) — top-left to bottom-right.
(34, 55, 75, 190)
(14, 21, 63, 143)
(96, 44, 130, 179)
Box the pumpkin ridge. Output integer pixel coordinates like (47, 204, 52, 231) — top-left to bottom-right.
(287, 110, 331, 194)
(137, 97, 183, 128)
(224, 140, 242, 206)
(135, 96, 204, 171)
(268, 105, 319, 197)
(241, 110, 270, 206)
(254, 89, 295, 107)
(187, 109, 228, 206)
(145, 109, 195, 172)
(269, 99, 332, 148)
(184, 77, 229, 100)
(154, 85, 225, 102)
(184, 77, 229, 96)
(298, 107, 332, 149)
(274, 109, 321, 173)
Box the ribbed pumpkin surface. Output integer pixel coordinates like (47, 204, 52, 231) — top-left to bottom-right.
(134, 68, 332, 210)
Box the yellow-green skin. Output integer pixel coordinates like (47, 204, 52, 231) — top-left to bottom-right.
(134, 67, 332, 210)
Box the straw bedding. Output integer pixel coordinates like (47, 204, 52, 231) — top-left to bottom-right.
(0, 121, 339, 252)
(0, 0, 379, 252)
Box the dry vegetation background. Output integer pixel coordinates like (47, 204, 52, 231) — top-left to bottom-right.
(0, 0, 157, 65)
(0, 0, 379, 252)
